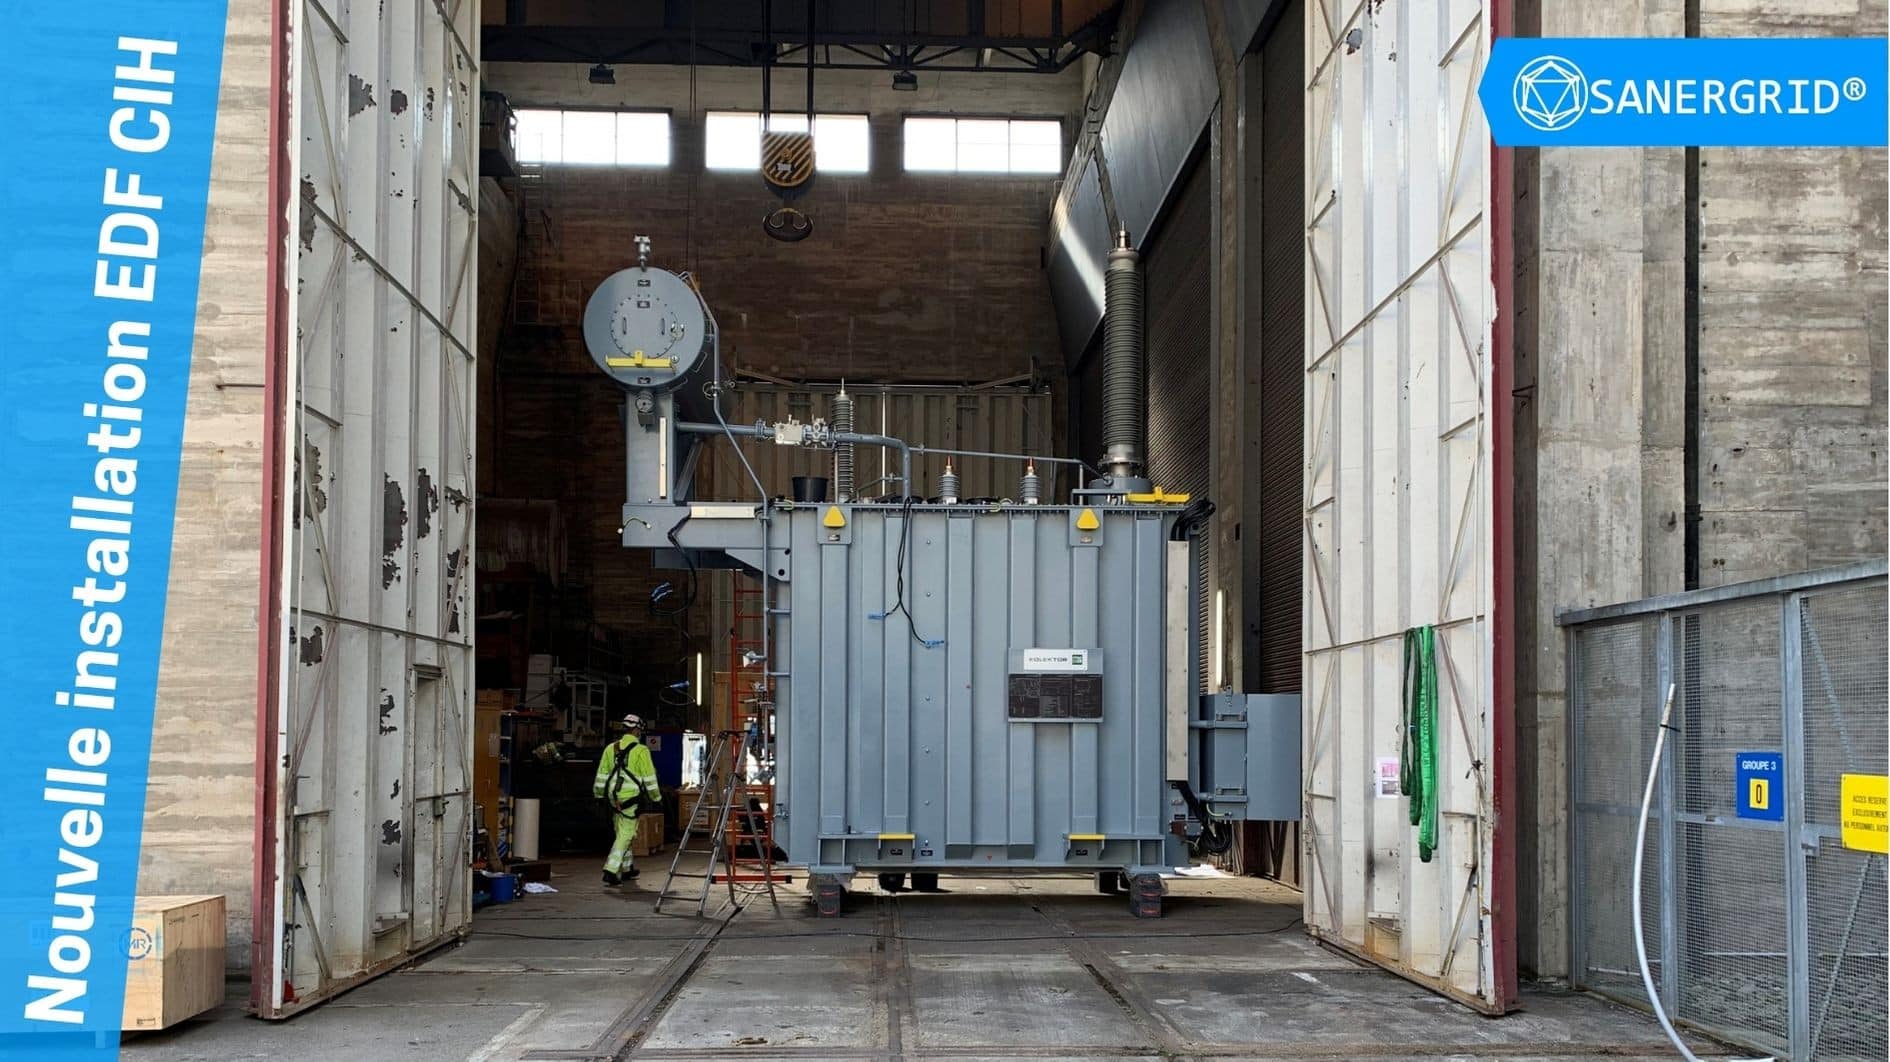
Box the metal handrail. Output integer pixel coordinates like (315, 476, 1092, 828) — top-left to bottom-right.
(1554, 559, 1886, 627)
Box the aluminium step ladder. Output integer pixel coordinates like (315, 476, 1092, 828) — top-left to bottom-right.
(651, 727, 779, 915)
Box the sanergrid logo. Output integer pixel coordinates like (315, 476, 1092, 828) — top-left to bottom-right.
(1513, 55, 1588, 132)
(1480, 38, 1888, 148)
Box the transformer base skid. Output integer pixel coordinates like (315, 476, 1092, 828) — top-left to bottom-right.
(807, 867, 1169, 918)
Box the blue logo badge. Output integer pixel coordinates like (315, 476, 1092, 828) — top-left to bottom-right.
(1481, 38, 1888, 147)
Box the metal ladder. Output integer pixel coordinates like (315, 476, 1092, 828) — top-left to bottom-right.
(720, 579, 784, 889)
(652, 728, 776, 915)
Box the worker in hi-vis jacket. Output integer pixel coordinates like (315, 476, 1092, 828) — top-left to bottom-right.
(594, 713, 661, 885)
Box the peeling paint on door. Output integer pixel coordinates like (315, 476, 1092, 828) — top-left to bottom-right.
(347, 73, 376, 116)
(417, 467, 436, 538)
(382, 475, 407, 587)
(298, 624, 325, 665)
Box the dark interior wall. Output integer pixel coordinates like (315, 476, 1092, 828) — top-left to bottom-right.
(507, 121, 1064, 383)
(479, 64, 1079, 682)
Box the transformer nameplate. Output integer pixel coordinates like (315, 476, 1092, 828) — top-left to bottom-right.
(1008, 673, 1103, 721)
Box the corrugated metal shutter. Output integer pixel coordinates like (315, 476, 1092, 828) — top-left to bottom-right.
(1254, 8, 1303, 695)
(1070, 333, 1105, 484)
(1145, 153, 1213, 690)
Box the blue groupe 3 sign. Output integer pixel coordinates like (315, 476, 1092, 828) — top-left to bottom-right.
(1480, 37, 1890, 147)
(1736, 751, 1786, 823)
(0, 2, 228, 1058)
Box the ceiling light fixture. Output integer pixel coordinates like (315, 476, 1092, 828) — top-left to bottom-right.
(589, 63, 615, 85)
(892, 70, 918, 92)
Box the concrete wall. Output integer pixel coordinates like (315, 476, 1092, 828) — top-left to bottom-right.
(1696, 0, 1889, 585)
(1513, 0, 1889, 981)
(479, 62, 1080, 667)
(1510, 2, 1689, 974)
(142, 0, 271, 971)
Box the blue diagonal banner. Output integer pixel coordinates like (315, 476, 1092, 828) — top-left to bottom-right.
(0, 4, 229, 1059)
(1480, 37, 1889, 147)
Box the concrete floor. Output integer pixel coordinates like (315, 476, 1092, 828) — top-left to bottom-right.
(123, 856, 1724, 1061)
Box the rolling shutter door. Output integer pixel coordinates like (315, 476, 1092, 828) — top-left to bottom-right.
(1255, 7, 1303, 695)
(1145, 153, 1213, 689)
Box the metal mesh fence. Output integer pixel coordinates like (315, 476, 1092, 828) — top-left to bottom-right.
(1565, 565, 1887, 1061)
(1801, 585, 1889, 1062)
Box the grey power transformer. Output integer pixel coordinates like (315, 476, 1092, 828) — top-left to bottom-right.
(588, 239, 1300, 916)
(775, 504, 1187, 875)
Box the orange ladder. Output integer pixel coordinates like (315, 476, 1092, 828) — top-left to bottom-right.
(719, 577, 783, 886)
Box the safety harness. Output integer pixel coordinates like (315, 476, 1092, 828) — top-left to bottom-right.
(604, 734, 659, 819)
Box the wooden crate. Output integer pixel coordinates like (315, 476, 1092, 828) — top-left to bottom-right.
(633, 812, 665, 856)
(474, 690, 510, 860)
(122, 895, 225, 1031)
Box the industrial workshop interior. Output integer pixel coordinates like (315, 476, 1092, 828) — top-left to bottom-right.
(109, 0, 1887, 1060)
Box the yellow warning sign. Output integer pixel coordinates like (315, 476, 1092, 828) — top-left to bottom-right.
(1840, 773, 1890, 854)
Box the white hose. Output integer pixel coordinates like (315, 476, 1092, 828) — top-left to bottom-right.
(1632, 682, 1775, 1062)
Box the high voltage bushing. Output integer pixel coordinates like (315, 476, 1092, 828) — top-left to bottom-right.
(1020, 462, 1042, 504)
(832, 387, 855, 501)
(938, 462, 960, 504)
(1101, 230, 1144, 483)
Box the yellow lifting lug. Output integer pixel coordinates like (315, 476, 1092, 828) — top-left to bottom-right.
(605, 352, 675, 369)
(1125, 487, 1191, 505)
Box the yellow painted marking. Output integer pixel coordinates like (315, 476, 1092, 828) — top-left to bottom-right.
(1125, 487, 1192, 504)
(823, 506, 847, 528)
(1840, 773, 1889, 854)
(878, 832, 915, 841)
(1075, 508, 1100, 531)
(1067, 834, 1105, 842)
(606, 354, 674, 369)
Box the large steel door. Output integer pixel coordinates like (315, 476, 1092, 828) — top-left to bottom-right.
(257, 0, 481, 1017)
(1301, 0, 1514, 1011)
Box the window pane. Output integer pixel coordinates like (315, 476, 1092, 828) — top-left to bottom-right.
(813, 114, 869, 173)
(514, 108, 563, 163)
(903, 117, 956, 171)
(558, 110, 617, 165)
(1009, 119, 1062, 174)
(705, 111, 762, 170)
(763, 113, 809, 134)
(616, 112, 671, 166)
(955, 119, 1011, 173)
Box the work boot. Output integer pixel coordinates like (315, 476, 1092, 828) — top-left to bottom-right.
(602, 870, 621, 886)
(623, 866, 640, 880)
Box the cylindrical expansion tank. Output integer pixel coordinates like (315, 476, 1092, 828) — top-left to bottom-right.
(582, 263, 715, 421)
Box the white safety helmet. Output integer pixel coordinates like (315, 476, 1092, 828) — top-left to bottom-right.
(620, 713, 644, 730)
